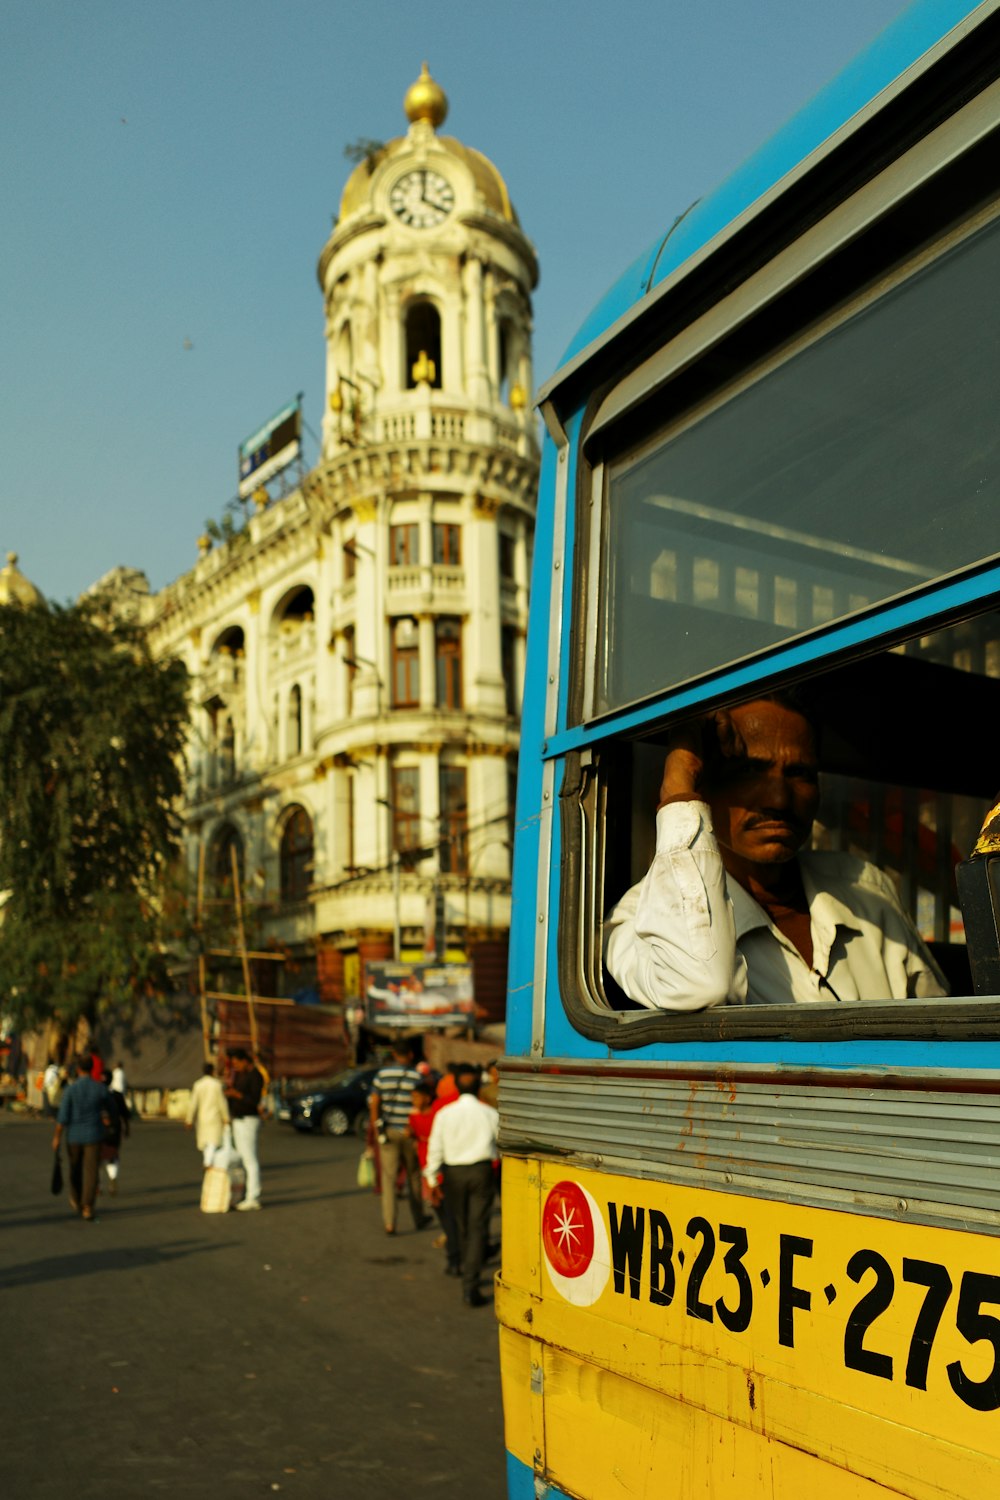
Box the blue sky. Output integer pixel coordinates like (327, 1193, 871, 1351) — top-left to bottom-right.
(4, 0, 909, 604)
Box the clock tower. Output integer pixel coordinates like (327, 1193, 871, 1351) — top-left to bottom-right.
(316, 62, 538, 444)
(302, 63, 539, 979)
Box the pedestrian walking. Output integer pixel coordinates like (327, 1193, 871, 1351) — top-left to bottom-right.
(369, 1040, 425, 1235)
(185, 1062, 230, 1168)
(409, 1081, 460, 1274)
(424, 1064, 499, 1306)
(100, 1068, 131, 1195)
(41, 1060, 63, 1118)
(52, 1055, 112, 1221)
(225, 1050, 265, 1211)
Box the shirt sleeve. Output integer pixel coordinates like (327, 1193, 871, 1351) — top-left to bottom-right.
(246, 1070, 264, 1111)
(603, 801, 742, 1011)
(424, 1111, 445, 1185)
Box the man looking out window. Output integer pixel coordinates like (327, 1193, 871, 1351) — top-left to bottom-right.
(604, 694, 947, 1009)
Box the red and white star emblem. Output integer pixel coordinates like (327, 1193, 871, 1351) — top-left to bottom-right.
(541, 1180, 610, 1304)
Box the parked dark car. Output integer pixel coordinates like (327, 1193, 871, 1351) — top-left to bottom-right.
(287, 1066, 380, 1137)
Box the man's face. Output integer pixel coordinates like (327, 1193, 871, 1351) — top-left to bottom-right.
(705, 700, 819, 873)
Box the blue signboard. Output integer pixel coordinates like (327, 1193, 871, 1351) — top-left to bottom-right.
(238, 397, 302, 497)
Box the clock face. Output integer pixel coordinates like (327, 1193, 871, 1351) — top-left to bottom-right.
(389, 169, 455, 228)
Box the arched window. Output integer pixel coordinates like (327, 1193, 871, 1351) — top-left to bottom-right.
(391, 617, 420, 708)
(272, 586, 315, 638)
(280, 806, 314, 903)
(212, 624, 245, 657)
(405, 300, 442, 389)
(439, 766, 468, 875)
(287, 684, 302, 757)
(210, 823, 244, 899)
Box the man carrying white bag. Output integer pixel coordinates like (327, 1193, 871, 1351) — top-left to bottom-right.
(185, 1061, 244, 1213)
(201, 1125, 246, 1213)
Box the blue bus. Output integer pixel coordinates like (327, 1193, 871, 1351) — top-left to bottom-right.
(497, 3, 1000, 1495)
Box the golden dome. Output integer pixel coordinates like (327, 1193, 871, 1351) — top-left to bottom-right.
(404, 62, 448, 128)
(338, 137, 403, 222)
(337, 135, 518, 227)
(440, 137, 518, 224)
(0, 551, 43, 608)
(333, 66, 519, 231)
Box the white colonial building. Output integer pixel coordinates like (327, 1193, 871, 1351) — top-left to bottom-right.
(143, 65, 539, 1010)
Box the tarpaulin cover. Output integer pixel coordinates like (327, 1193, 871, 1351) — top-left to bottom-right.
(217, 1000, 351, 1080)
(95, 998, 205, 1090)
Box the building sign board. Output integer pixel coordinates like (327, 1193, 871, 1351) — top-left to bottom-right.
(365, 961, 475, 1028)
(238, 397, 302, 498)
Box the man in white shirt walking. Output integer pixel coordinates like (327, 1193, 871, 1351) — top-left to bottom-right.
(424, 1065, 499, 1307)
(186, 1061, 230, 1168)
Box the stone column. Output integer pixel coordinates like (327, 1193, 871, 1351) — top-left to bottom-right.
(418, 614, 436, 710)
(360, 258, 379, 385)
(463, 256, 490, 406)
(350, 497, 383, 718)
(242, 592, 264, 768)
(466, 494, 505, 716)
(312, 540, 333, 736)
(381, 281, 401, 400)
(418, 491, 434, 594)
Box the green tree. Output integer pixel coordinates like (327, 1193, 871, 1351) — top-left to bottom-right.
(0, 593, 189, 1031)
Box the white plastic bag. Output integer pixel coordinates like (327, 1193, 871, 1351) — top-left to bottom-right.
(210, 1124, 241, 1170)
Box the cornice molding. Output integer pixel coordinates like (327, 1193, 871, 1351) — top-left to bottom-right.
(457, 213, 539, 288)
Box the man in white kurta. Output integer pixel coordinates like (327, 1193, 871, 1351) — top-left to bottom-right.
(604, 697, 947, 1010)
(185, 1063, 231, 1166)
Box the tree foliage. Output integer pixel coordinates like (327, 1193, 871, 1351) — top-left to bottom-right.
(0, 595, 189, 1030)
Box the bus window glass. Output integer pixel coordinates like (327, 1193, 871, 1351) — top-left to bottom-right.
(593, 612, 1000, 1019)
(597, 212, 1000, 716)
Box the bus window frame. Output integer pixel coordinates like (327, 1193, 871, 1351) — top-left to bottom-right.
(578, 130, 1000, 728)
(556, 737, 1000, 1047)
(552, 89, 1000, 1048)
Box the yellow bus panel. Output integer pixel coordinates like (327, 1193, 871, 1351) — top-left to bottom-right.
(497, 1157, 1000, 1498)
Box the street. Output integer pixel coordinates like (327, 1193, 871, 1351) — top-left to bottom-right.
(0, 1113, 507, 1499)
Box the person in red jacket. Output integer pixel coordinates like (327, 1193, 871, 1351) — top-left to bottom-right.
(409, 1079, 460, 1275)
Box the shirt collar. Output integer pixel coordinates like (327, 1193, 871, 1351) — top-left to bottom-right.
(727, 853, 863, 945)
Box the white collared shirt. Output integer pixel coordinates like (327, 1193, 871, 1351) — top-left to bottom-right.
(604, 800, 947, 1011)
(424, 1093, 499, 1183)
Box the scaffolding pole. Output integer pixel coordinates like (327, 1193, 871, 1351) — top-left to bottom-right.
(196, 843, 212, 1063)
(231, 842, 260, 1060)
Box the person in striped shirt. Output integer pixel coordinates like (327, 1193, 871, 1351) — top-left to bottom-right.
(369, 1040, 426, 1235)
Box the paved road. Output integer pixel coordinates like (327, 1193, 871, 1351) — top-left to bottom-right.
(1, 1113, 507, 1499)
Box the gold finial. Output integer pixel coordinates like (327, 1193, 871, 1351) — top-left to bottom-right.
(404, 62, 448, 129)
(252, 487, 269, 512)
(197, 533, 213, 554)
(0, 550, 44, 608)
(329, 388, 344, 413)
(509, 383, 528, 410)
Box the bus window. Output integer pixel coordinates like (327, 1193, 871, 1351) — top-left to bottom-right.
(590, 207, 1000, 720)
(559, 611, 1000, 1041)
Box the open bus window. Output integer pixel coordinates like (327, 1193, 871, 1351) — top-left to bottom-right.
(559, 612, 1000, 1043)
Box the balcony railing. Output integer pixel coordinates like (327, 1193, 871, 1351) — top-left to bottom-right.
(196, 654, 245, 706)
(386, 564, 465, 603)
